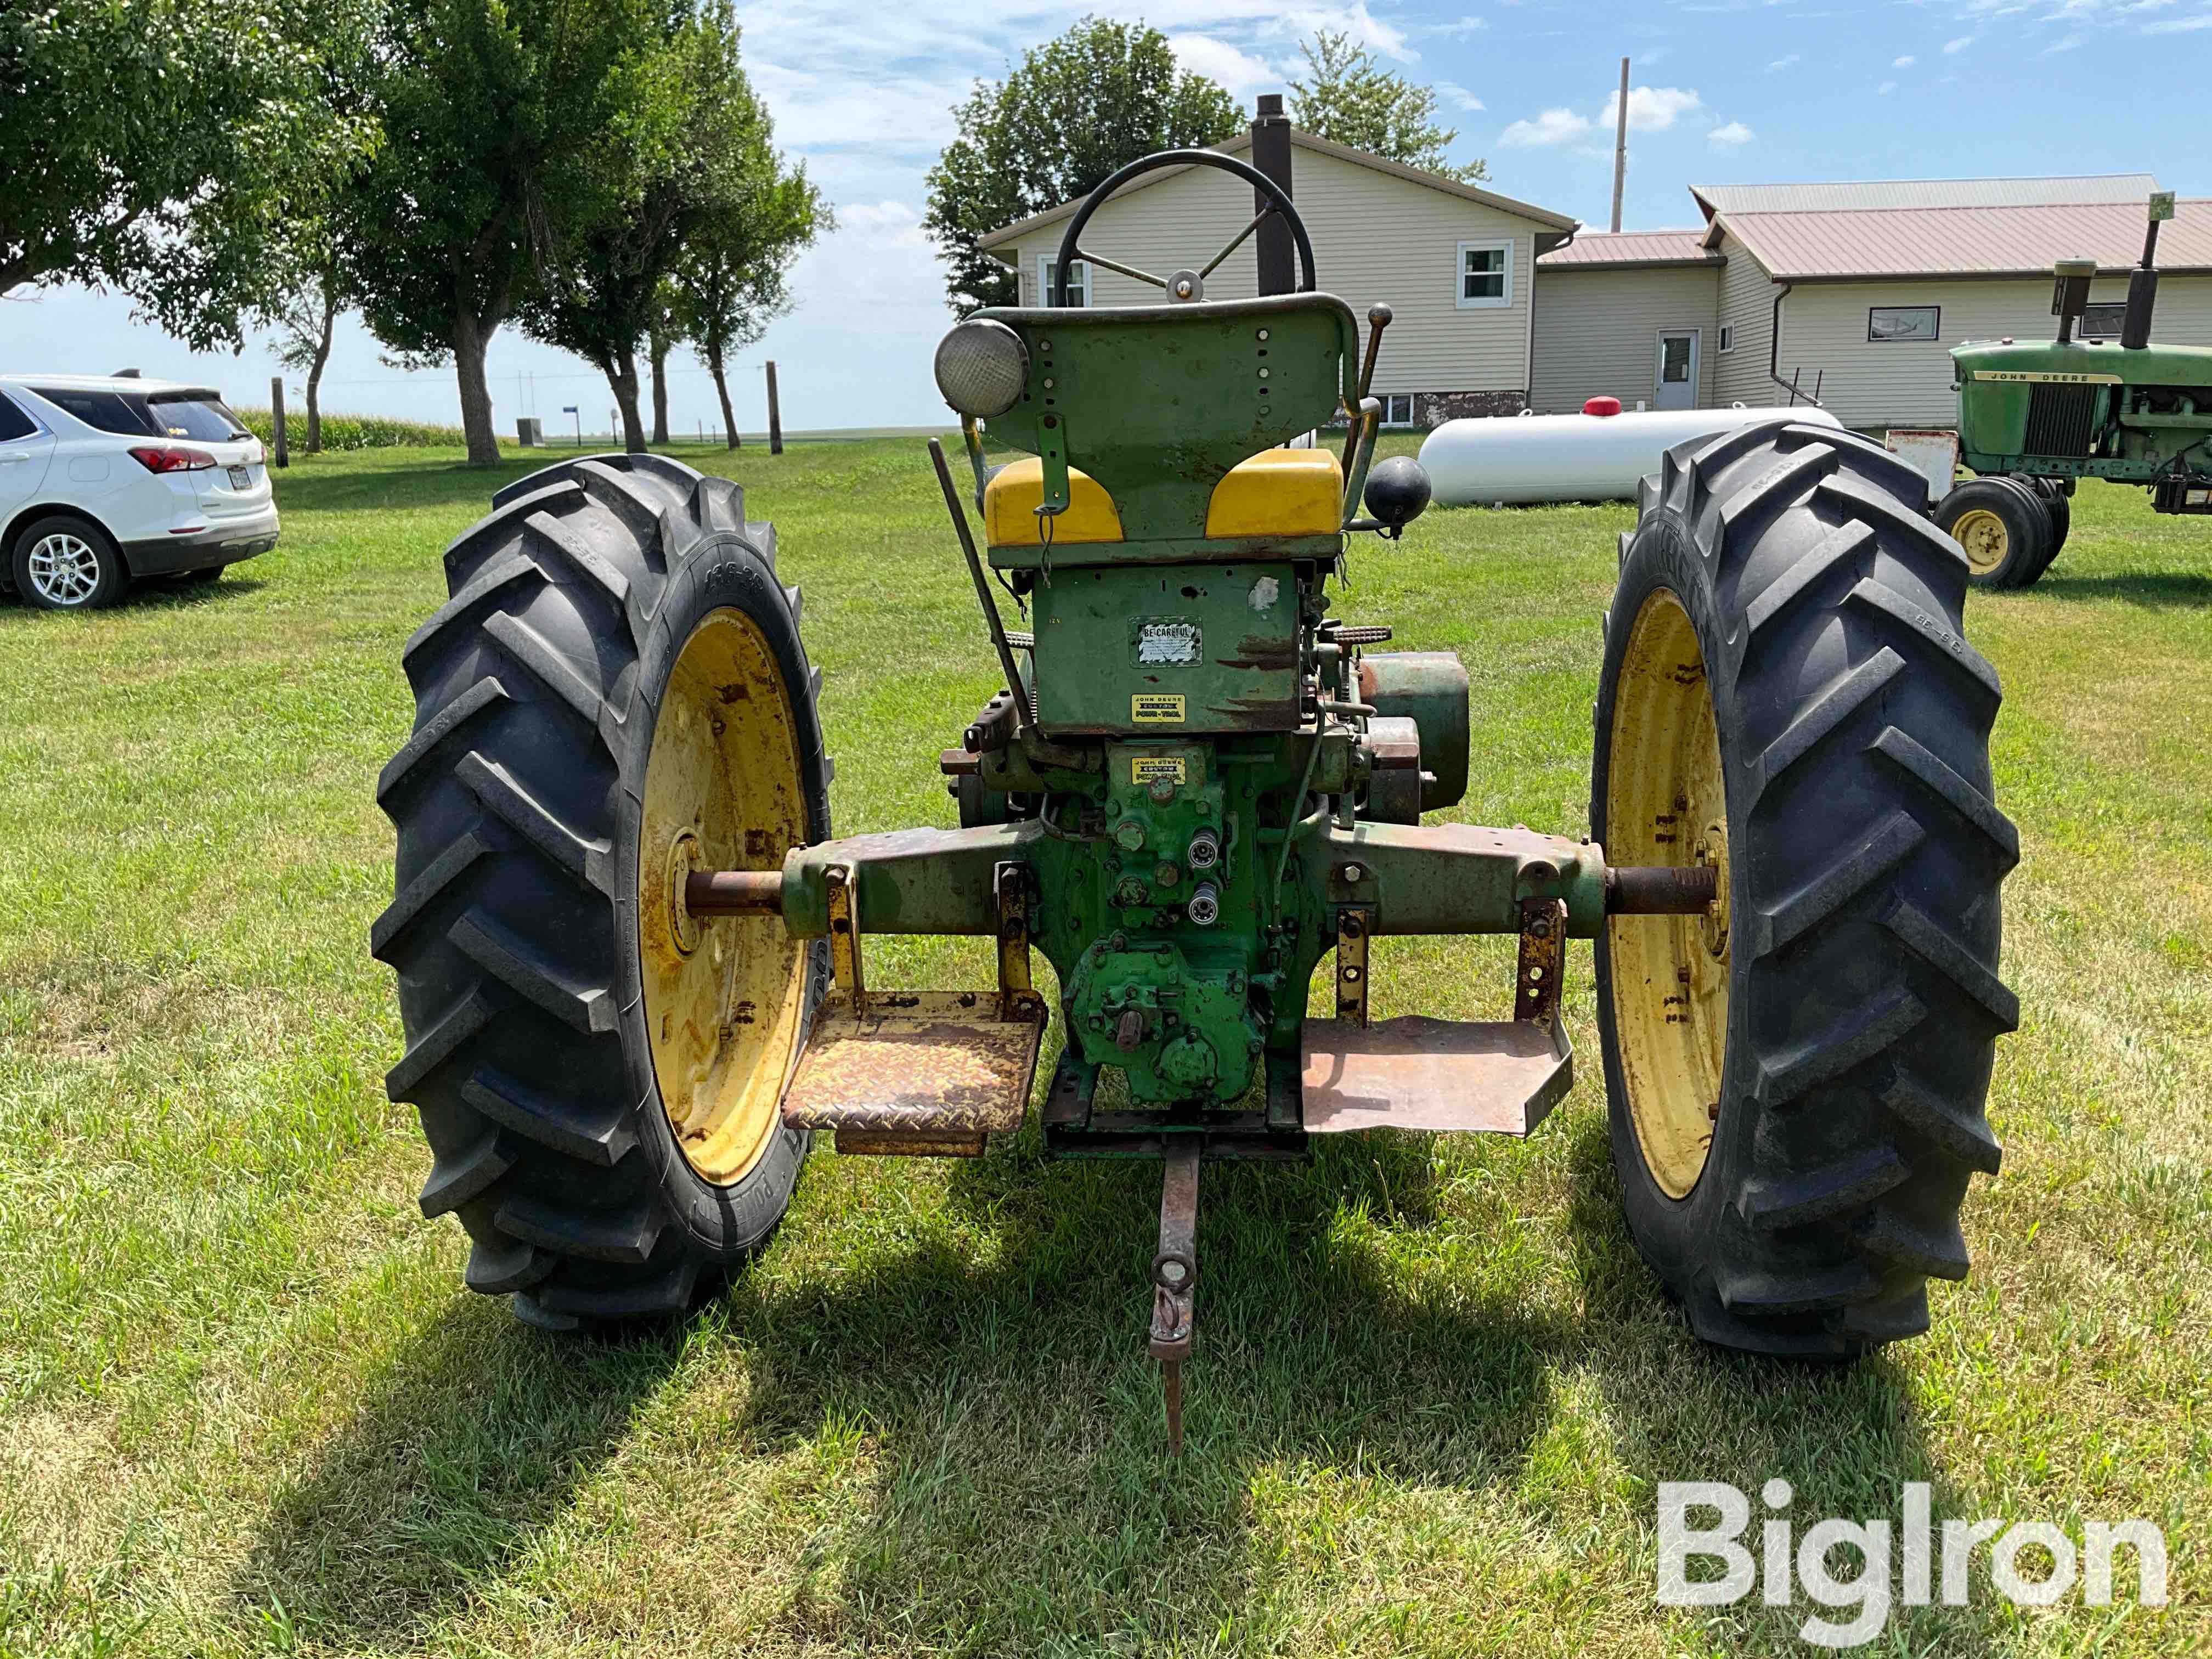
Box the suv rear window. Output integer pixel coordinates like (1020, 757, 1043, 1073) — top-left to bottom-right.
(0, 393, 37, 443)
(28, 387, 155, 435)
(144, 394, 249, 442)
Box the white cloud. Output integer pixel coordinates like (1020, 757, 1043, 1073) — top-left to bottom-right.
(1767, 52, 1801, 68)
(1943, 33, 1976, 50)
(1641, 44, 1674, 64)
(1877, 78, 1898, 93)
(1440, 15, 1489, 34)
(1435, 81, 1486, 111)
(2043, 32, 2084, 49)
(1167, 34, 1282, 99)
(1708, 120, 1754, 145)
(1502, 106, 1594, 146)
(1893, 53, 1916, 65)
(1598, 84, 1706, 131)
(2144, 10, 2212, 26)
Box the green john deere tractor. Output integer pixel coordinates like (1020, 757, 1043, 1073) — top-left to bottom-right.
(1936, 190, 2212, 589)
(376, 150, 2016, 1446)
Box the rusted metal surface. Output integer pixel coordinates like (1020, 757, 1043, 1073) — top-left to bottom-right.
(963, 687, 1021, 753)
(995, 862, 1033, 1018)
(835, 1128, 988, 1158)
(826, 865, 864, 1014)
(1314, 821, 1609, 939)
(1364, 715, 1423, 825)
(782, 988, 1048, 1139)
(1606, 864, 1719, 915)
(683, 868, 783, 916)
(1149, 1141, 1201, 1455)
(785, 821, 1042, 938)
(1335, 906, 1370, 1026)
(1300, 1014, 1573, 1136)
(1515, 896, 1567, 1025)
(939, 748, 983, 777)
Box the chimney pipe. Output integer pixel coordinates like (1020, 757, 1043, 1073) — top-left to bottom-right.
(1610, 58, 1630, 234)
(1253, 93, 1294, 296)
(2122, 195, 2169, 349)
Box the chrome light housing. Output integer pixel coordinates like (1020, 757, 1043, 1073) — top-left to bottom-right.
(934, 319, 1029, 418)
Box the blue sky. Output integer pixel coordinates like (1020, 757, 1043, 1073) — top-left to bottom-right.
(5, 0, 2204, 434)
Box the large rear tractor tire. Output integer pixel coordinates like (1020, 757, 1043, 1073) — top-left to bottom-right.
(1934, 477, 2048, 590)
(374, 454, 828, 1330)
(1600, 421, 2017, 1357)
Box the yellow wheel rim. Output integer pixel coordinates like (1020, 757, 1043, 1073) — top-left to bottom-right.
(1605, 589, 1729, 1200)
(637, 608, 811, 1185)
(1951, 506, 2010, 575)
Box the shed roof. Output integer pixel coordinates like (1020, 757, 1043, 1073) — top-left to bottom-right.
(978, 129, 1577, 261)
(1690, 174, 2160, 218)
(1715, 198, 2212, 281)
(1538, 229, 1720, 270)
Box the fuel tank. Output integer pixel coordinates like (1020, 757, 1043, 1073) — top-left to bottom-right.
(1419, 403, 1843, 506)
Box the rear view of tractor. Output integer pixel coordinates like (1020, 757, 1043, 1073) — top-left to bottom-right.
(375, 149, 2016, 1447)
(1937, 190, 2212, 588)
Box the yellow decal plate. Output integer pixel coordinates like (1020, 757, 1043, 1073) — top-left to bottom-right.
(1131, 755, 1187, 786)
(1976, 370, 2121, 385)
(1132, 693, 1186, 725)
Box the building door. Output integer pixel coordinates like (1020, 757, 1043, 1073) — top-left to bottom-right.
(1655, 329, 1700, 410)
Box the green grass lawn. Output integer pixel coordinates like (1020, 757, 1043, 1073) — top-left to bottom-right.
(0, 438, 2205, 1657)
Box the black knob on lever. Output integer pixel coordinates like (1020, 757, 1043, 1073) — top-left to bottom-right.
(1363, 454, 1432, 538)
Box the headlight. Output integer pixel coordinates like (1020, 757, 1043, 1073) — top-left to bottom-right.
(934, 319, 1030, 418)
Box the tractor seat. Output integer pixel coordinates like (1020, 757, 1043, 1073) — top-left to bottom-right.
(984, 447, 1344, 547)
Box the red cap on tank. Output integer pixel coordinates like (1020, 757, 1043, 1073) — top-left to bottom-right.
(1582, 396, 1623, 416)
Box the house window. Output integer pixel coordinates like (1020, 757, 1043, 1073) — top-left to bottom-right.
(2080, 302, 2128, 338)
(1868, 306, 1940, 342)
(1380, 394, 1415, 427)
(1039, 256, 1090, 308)
(1455, 239, 1513, 309)
(1717, 324, 1735, 354)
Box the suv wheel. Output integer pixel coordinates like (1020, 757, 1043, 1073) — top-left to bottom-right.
(12, 515, 128, 611)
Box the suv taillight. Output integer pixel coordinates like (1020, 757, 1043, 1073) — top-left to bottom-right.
(128, 445, 217, 474)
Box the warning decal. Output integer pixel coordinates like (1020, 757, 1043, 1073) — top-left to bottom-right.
(1131, 693, 1186, 724)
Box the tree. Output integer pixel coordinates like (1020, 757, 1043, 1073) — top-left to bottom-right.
(923, 18, 1242, 317)
(669, 159, 823, 449)
(520, 2, 798, 454)
(265, 267, 345, 453)
(647, 284, 680, 447)
(0, 0, 377, 349)
(343, 0, 670, 466)
(1288, 32, 1487, 183)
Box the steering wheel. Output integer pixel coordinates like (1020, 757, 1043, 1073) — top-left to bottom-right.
(1052, 149, 1318, 307)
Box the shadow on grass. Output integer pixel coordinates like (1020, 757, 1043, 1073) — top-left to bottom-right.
(234, 1120, 2001, 1651)
(2030, 569, 2211, 606)
(0, 572, 267, 621)
(268, 454, 561, 516)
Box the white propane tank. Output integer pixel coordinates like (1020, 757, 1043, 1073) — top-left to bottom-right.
(1418, 399, 1844, 506)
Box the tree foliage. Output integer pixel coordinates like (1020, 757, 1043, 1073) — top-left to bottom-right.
(519, 2, 814, 453)
(1288, 32, 1487, 183)
(923, 18, 1242, 316)
(342, 0, 675, 463)
(0, 0, 379, 349)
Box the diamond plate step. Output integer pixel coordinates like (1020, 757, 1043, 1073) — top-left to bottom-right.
(1299, 1014, 1572, 1136)
(782, 989, 1048, 1155)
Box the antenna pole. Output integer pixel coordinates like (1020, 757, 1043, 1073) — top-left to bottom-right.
(1610, 58, 1630, 233)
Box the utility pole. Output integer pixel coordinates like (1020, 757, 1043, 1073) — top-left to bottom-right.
(1610, 57, 1630, 234)
(766, 361, 783, 455)
(270, 377, 288, 468)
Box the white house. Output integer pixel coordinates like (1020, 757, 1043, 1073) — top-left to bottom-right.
(978, 128, 1578, 426)
(1534, 176, 2212, 428)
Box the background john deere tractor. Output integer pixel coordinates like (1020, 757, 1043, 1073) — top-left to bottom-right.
(1937, 191, 2212, 589)
(376, 148, 2014, 1453)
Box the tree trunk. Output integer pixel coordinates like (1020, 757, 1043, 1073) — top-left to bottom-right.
(606, 354, 646, 454)
(707, 346, 738, 449)
(453, 310, 501, 466)
(651, 339, 671, 447)
(305, 291, 336, 455)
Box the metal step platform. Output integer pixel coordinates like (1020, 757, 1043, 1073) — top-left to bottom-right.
(778, 861, 1045, 1156)
(1299, 1014, 1570, 1136)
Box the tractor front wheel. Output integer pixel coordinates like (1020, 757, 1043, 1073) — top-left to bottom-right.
(1598, 421, 2017, 1357)
(373, 454, 828, 1329)
(1935, 477, 2048, 589)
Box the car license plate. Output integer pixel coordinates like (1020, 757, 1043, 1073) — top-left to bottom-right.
(228, 465, 251, 489)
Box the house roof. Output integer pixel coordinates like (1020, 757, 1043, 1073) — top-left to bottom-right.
(1689, 174, 2160, 219)
(978, 128, 1578, 262)
(1538, 229, 1720, 270)
(1713, 198, 2212, 282)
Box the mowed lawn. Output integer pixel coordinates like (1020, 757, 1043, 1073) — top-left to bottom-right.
(0, 436, 2205, 1658)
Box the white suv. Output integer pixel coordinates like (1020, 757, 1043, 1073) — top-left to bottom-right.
(0, 374, 280, 611)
